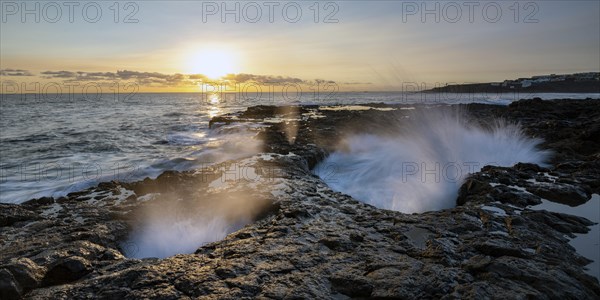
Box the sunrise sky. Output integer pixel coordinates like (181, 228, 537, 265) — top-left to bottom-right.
(1, 1, 599, 92)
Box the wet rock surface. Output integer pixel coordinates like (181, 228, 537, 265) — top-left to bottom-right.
(1, 99, 599, 299)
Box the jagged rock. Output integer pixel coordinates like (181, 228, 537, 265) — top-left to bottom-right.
(0, 269, 22, 300)
(0, 204, 39, 227)
(1, 258, 45, 292)
(473, 239, 527, 258)
(526, 182, 590, 206)
(457, 179, 492, 205)
(1, 99, 599, 299)
(21, 197, 54, 207)
(330, 271, 373, 297)
(42, 257, 91, 286)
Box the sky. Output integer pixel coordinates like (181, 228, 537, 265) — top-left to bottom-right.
(1, 0, 599, 92)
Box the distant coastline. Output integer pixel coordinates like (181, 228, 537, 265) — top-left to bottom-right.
(424, 72, 600, 93)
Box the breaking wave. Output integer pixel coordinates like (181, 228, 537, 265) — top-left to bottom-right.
(315, 108, 551, 213)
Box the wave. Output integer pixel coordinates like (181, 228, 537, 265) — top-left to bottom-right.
(314, 107, 551, 213)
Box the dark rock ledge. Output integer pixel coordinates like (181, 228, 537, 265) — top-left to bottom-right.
(1, 99, 599, 299)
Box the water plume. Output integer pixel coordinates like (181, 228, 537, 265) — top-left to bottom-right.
(124, 189, 271, 259)
(315, 107, 551, 213)
(123, 129, 269, 259)
(276, 106, 300, 144)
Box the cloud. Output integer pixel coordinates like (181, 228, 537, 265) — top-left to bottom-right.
(76, 71, 117, 81)
(40, 70, 78, 78)
(221, 73, 306, 85)
(189, 74, 208, 80)
(115, 70, 170, 80)
(30, 69, 348, 89)
(0, 69, 34, 76)
(342, 81, 373, 85)
(39, 69, 192, 86)
(314, 79, 336, 84)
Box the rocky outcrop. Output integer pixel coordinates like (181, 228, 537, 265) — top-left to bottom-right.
(1, 99, 599, 299)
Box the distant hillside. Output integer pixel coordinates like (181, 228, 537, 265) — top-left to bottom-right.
(425, 72, 600, 93)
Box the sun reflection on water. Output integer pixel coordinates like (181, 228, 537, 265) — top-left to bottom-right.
(205, 93, 222, 118)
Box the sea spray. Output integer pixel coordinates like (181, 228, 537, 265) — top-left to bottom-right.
(124, 210, 240, 259)
(123, 128, 268, 258)
(314, 107, 551, 213)
(123, 187, 273, 259)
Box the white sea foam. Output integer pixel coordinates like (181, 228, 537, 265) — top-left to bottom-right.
(315, 108, 551, 213)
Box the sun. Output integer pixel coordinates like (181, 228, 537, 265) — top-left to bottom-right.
(187, 48, 238, 79)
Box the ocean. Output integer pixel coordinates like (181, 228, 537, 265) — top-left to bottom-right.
(1, 92, 598, 204)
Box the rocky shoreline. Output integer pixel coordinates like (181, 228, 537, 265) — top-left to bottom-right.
(1, 99, 599, 299)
